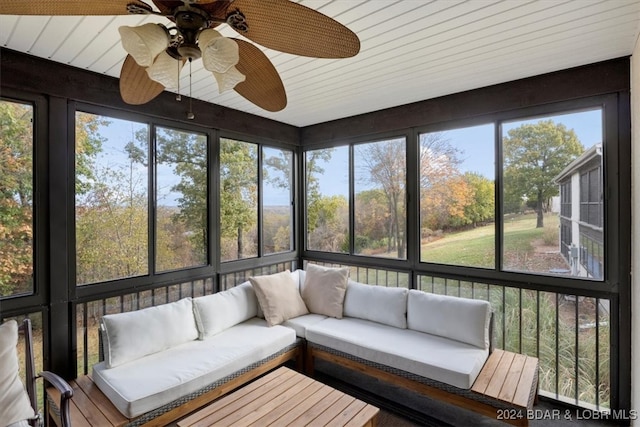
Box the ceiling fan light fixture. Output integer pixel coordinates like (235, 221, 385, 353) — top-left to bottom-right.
(118, 23, 168, 68)
(198, 29, 240, 74)
(146, 50, 183, 90)
(213, 66, 246, 93)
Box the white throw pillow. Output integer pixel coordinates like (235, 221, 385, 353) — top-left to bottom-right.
(343, 280, 408, 328)
(250, 270, 308, 326)
(407, 290, 491, 349)
(0, 320, 36, 426)
(193, 282, 259, 339)
(302, 264, 349, 318)
(101, 297, 198, 368)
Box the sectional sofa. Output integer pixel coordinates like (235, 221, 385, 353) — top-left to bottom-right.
(92, 265, 494, 426)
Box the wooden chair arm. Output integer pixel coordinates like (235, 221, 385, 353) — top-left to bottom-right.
(39, 371, 73, 427)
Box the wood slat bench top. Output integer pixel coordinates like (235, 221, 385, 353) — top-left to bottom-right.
(472, 349, 539, 411)
(177, 367, 380, 427)
(47, 375, 128, 427)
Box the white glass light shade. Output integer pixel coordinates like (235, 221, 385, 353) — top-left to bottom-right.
(198, 29, 240, 73)
(119, 24, 168, 67)
(213, 66, 246, 93)
(146, 51, 183, 90)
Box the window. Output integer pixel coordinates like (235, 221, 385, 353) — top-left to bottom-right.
(220, 138, 258, 261)
(75, 113, 210, 285)
(305, 139, 407, 260)
(419, 124, 495, 268)
(580, 165, 602, 227)
(354, 138, 407, 259)
(560, 219, 572, 260)
(305, 146, 349, 253)
(220, 139, 295, 261)
(155, 126, 208, 272)
(580, 230, 603, 279)
(560, 181, 571, 218)
(262, 147, 294, 255)
(0, 99, 34, 298)
(502, 109, 603, 279)
(75, 112, 149, 285)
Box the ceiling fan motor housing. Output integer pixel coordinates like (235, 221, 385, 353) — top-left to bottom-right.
(174, 5, 210, 60)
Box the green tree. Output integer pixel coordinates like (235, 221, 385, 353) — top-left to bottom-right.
(462, 172, 495, 227)
(220, 139, 258, 260)
(308, 195, 348, 252)
(75, 167, 148, 284)
(75, 112, 109, 195)
(262, 148, 293, 254)
(503, 120, 583, 228)
(305, 149, 334, 234)
(155, 128, 208, 263)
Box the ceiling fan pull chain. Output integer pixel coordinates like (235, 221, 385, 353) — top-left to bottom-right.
(187, 59, 195, 120)
(176, 58, 182, 101)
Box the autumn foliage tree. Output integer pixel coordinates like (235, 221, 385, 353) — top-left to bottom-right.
(0, 101, 33, 296)
(356, 139, 406, 258)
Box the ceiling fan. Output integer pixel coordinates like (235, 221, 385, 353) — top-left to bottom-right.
(0, 0, 360, 114)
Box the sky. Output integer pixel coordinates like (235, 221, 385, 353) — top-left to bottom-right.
(83, 107, 603, 207)
(312, 108, 603, 198)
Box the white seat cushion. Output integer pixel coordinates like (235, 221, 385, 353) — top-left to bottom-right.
(93, 318, 296, 418)
(282, 313, 328, 338)
(306, 317, 488, 389)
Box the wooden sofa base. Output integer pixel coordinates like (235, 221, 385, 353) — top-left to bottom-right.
(306, 345, 538, 427)
(47, 346, 302, 427)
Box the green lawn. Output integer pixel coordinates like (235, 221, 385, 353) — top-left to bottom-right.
(421, 213, 558, 267)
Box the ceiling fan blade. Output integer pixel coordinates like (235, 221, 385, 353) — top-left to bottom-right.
(0, 0, 149, 15)
(120, 55, 165, 105)
(233, 39, 286, 112)
(227, 0, 360, 58)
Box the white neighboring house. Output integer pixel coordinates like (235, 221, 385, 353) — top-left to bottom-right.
(554, 143, 603, 280)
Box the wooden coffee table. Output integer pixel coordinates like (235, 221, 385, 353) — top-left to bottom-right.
(177, 367, 379, 426)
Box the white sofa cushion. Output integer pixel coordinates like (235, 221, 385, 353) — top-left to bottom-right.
(193, 282, 258, 339)
(250, 270, 308, 326)
(282, 313, 328, 338)
(101, 298, 198, 368)
(297, 269, 307, 291)
(407, 290, 491, 350)
(302, 264, 349, 318)
(306, 317, 488, 389)
(0, 320, 35, 426)
(343, 281, 408, 328)
(93, 318, 296, 418)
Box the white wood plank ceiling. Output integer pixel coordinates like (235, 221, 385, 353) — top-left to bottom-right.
(1, 0, 639, 127)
